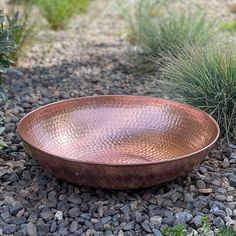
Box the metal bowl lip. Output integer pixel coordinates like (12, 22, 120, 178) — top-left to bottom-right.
(17, 95, 220, 167)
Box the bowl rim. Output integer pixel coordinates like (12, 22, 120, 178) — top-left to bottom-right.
(17, 95, 220, 166)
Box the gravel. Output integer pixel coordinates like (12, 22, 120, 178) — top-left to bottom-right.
(0, 0, 235, 235)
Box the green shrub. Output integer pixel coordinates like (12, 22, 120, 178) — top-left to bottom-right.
(0, 11, 19, 149)
(8, 2, 36, 64)
(38, 0, 90, 30)
(118, 0, 217, 73)
(163, 43, 236, 144)
(0, 11, 18, 99)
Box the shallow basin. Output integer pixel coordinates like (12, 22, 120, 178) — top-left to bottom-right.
(18, 95, 219, 189)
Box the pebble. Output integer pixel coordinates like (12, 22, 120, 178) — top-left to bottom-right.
(26, 222, 37, 236)
(68, 193, 82, 204)
(120, 205, 130, 215)
(95, 221, 103, 231)
(153, 229, 163, 236)
(68, 207, 80, 218)
(40, 210, 53, 221)
(215, 195, 226, 202)
(150, 216, 162, 227)
(175, 212, 193, 225)
(101, 216, 112, 224)
(122, 221, 134, 231)
(1, 211, 11, 220)
(196, 180, 206, 189)
(3, 224, 17, 234)
(228, 175, 236, 188)
(10, 201, 23, 215)
(36, 223, 50, 234)
(210, 205, 226, 218)
(50, 221, 57, 233)
(193, 215, 202, 227)
(222, 158, 230, 168)
(141, 220, 152, 233)
(213, 217, 225, 227)
(70, 221, 78, 233)
(198, 188, 213, 194)
(54, 211, 63, 221)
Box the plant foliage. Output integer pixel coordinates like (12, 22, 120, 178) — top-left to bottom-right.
(0, 11, 18, 100)
(118, 0, 217, 73)
(162, 216, 236, 236)
(163, 43, 236, 144)
(221, 19, 236, 32)
(38, 0, 90, 30)
(8, 1, 36, 64)
(0, 11, 18, 150)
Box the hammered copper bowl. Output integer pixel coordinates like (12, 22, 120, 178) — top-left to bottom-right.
(18, 96, 219, 189)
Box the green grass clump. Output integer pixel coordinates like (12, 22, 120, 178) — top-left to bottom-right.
(162, 216, 236, 236)
(8, 2, 36, 64)
(118, 0, 217, 73)
(221, 19, 236, 32)
(163, 43, 236, 144)
(38, 0, 90, 30)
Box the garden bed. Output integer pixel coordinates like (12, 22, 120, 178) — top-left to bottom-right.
(0, 0, 236, 235)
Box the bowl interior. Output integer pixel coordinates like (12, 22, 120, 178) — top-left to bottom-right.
(18, 96, 219, 164)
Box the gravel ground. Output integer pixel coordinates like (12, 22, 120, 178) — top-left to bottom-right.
(0, 0, 236, 235)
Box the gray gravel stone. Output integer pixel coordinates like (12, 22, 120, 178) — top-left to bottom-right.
(153, 229, 163, 236)
(58, 227, 68, 235)
(80, 213, 92, 220)
(120, 205, 130, 215)
(1, 211, 11, 221)
(199, 166, 208, 174)
(10, 201, 23, 215)
(54, 211, 63, 221)
(141, 220, 152, 233)
(28, 213, 38, 223)
(50, 221, 57, 233)
(123, 221, 134, 231)
(40, 210, 53, 221)
(68, 207, 80, 218)
(210, 205, 226, 218)
(150, 216, 162, 227)
(213, 217, 225, 227)
(222, 158, 230, 168)
(193, 215, 202, 227)
(37, 223, 50, 234)
(228, 175, 236, 188)
(95, 221, 103, 231)
(175, 212, 193, 225)
(196, 180, 206, 189)
(70, 221, 78, 233)
(68, 193, 82, 204)
(162, 215, 175, 226)
(3, 224, 17, 234)
(215, 195, 226, 202)
(26, 222, 37, 236)
(101, 216, 112, 224)
(184, 193, 194, 203)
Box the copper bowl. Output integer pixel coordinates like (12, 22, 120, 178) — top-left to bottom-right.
(18, 96, 219, 189)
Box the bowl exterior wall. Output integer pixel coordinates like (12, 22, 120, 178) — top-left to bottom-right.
(24, 142, 211, 189)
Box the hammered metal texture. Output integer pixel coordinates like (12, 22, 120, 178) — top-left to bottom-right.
(18, 96, 219, 189)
